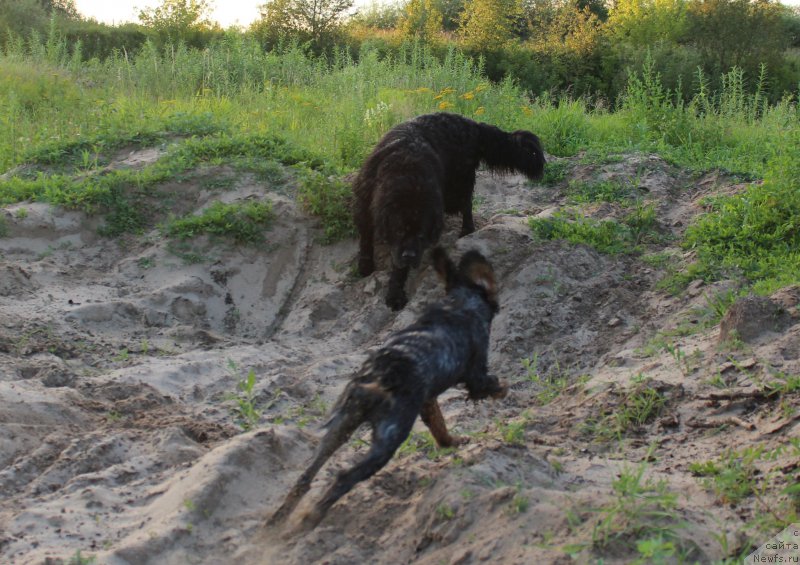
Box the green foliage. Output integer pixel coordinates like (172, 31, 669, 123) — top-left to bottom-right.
(399, 431, 458, 459)
(582, 380, 666, 442)
(399, 0, 444, 41)
(680, 144, 800, 291)
(296, 169, 355, 243)
(459, 0, 522, 50)
(166, 200, 274, 244)
(540, 159, 570, 186)
(689, 446, 773, 505)
(225, 360, 262, 431)
(592, 464, 681, 551)
(521, 354, 578, 405)
(436, 502, 455, 520)
(252, 0, 354, 50)
(138, 0, 219, 47)
(606, 0, 688, 45)
(531, 212, 630, 253)
(530, 205, 659, 254)
(567, 178, 632, 204)
(67, 549, 96, 565)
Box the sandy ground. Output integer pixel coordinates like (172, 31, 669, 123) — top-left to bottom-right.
(1, 149, 798, 564)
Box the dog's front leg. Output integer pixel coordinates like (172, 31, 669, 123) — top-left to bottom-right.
(465, 364, 508, 401)
(385, 264, 410, 310)
(459, 200, 476, 237)
(357, 221, 376, 277)
(420, 399, 467, 447)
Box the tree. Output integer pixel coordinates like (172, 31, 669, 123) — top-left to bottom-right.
(41, 0, 78, 19)
(685, 0, 788, 76)
(138, 0, 216, 45)
(254, 0, 354, 48)
(0, 0, 78, 40)
(399, 0, 443, 40)
(459, 0, 522, 50)
(605, 0, 688, 45)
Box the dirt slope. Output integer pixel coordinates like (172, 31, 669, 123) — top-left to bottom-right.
(1, 151, 798, 564)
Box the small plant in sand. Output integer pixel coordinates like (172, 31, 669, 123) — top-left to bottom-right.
(113, 348, 130, 362)
(496, 410, 532, 445)
(510, 485, 530, 514)
(225, 360, 262, 431)
(398, 431, 458, 460)
(591, 464, 682, 552)
(435, 502, 456, 520)
(690, 441, 800, 509)
(581, 379, 666, 442)
(521, 354, 579, 404)
(68, 549, 96, 565)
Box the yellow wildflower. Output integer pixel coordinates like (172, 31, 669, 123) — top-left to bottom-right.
(475, 106, 485, 115)
(438, 101, 454, 110)
(461, 91, 475, 100)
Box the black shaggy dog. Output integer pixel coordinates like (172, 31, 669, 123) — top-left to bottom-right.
(353, 112, 545, 310)
(268, 247, 507, 532)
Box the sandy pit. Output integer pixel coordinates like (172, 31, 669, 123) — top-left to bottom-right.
(1, 150, 798, 564)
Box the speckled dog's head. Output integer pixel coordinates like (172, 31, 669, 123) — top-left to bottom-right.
(431, 247, 498, 313)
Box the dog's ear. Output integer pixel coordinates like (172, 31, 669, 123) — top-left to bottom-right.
(432, 247, 458, 291)
(460, 252, 498, 306)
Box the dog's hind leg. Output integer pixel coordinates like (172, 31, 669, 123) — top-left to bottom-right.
(299, 408, 417, 530)
(385, 264, 411, 310)
(420, 399, 465, 448)
(267, 407, 363, 527)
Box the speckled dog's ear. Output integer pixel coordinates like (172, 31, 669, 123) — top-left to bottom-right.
(459, 251, 498, 308)
(431, 247, 458, 291)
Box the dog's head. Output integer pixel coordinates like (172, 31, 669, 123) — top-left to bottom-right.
(432, 247, 498, 312)
(511, 130, 546, 181)
(377, 190, 442, 270)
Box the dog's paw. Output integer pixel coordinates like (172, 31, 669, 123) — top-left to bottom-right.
(491, 380, 509, 399)
(450, 434, 470, 447)
(467, 378, 508, 401)
(385, 289, 408, 311)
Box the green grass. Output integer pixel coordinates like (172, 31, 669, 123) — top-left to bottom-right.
(567, 179, 634, 204)
(689, 442, 800, 529)
(677, 147, 800, 293)
(1, 131, 319, 237)
(589, 464, 685, 557)
(398, 431, 458, 460)
(520, 355, 587, 405)
(529, 204, 660, 254)
(581, 380, 667, 443)
(166, 200, 274, 244)
(0, 33, 799, 293)
(296, 169, 355, 242)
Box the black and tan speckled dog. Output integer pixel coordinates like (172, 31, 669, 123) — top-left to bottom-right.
(268, 247, 507, 531)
